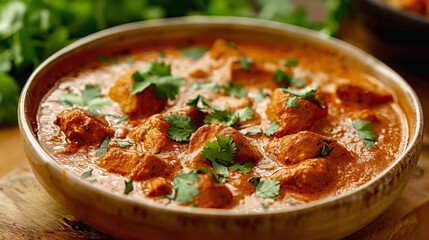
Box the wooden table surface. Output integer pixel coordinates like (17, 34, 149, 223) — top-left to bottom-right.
(0, 17, 428, 239)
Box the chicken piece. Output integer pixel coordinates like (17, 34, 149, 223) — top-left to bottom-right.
(208, 95, 252, 113)
(145, 178, 172, 197)
(164, 105, 205, 127)
(131, 154, 173, 181)
(187, 122, 262, 168)
(143, 128, 170, 153)
(230, 60, 277, 89)
(98, 147, 142, 176)
(128, 114, 170, 143)
(266, 89, 328, 138)
(109, 70, 167, 118)
(265, 131, 355, 191)
(336, 84, 393, 106)
(209, 39, 241, 61)
(270, 158, 331, 191)
(55, 109, 114, 146)
(192, 173, 233, 208)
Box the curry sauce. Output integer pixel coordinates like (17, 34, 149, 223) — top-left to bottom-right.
(37, 38, 408, 211)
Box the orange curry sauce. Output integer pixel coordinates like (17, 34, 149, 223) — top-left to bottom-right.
(37, 39, 408, 211)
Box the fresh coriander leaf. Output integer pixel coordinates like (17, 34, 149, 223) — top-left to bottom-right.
(255, 89, 269, 103)
(196, 167, 225, 184)
(164, 114, 197, 142)
(255, 179, 280, 199)
(261, 202, 269, 210)
(59, 84, 110, 111)
(352, 119, 378, 149)
(223, 81, 248, 97)
(81, 84, 102, 104)
(226, 42, 240, 51)
(124, 179, 133, 194)
(116, 115, 130, 124)
(159, 50, 166, 58)
(264, 120, 279, 137)
(204, 109, 239, 126)
(98, 54, 118, 65)
(172, 172, 200, 204)
(181, 46, 209, 61)
(125, 55, 134, 66)
(80, 169, 93, 179)
(245, 129, 262, 136)
(281, 85, 325, 109)
(317, 140, 333, 157)
(88, 179, 97, 184)
(88, 109, 117, 118)
(274, 69, 305, 88)
(0, 73, 19, 125)
(286, 96, 301, 108)
(97, 135, 110, 157)
(281, 57, 298, 67)
(130, 61, 184, 100)
(59, 92, 84, 107)
(186, 95, 217, 113)
(240, 57, 253, 72)
(201, 135, 237, 176)
(248, 177, 261, 186)
(190, 81, 222, 92)
(289, 202, 297, 207)
(87, 97, 110, 110)
(229, 161, 254, 174)
(237, 105, 254, 122)
(115, 139, 132, 148)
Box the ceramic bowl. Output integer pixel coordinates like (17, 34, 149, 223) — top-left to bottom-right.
(18, 17, 424, 240)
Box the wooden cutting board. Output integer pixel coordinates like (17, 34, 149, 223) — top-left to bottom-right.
(1, 16, 429, 240)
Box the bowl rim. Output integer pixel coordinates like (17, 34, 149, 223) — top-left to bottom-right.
(19, 16, 424, 217)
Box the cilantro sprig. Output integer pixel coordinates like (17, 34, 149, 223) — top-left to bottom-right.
(281, 57, 299, 67)
(240, 57, 253, 72)
(196, 167, 225, 184)
(180, 46, 209, 61)
(96, 135, 110, 157)
(286, 96, 301, 108)
(249, 177, 280, 199)
(229, 162, 254, 174)
(190, 81, 248, 98)
(130, 61, 184, 100)
(352, 120, 379, 149)
(316, 140, 333, 157)
(274, 69, 305, 88)
(264, 120, 279, 137)
(255, 89, 269, 103)
(171, 171, 200, 204)
(201, 135, 237, 177)
(164, 114, 197, 142)
(280, 85, 325, 109)
(59, 84, 110, 112)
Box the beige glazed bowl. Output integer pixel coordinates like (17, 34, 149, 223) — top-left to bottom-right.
(18, 17, 423, 240)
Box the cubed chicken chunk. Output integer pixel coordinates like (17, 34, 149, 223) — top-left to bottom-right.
(164, 105, 205, 127)
(266, 89, 327, 138)
(132, 154, 173, 181)
(187, 121, 262, 168)
(336, 84, 393, 106)
(55, 108, 114, 146)
(192, 173, 233, 208)
(128, 114, 170, 143)
(209, 39, 241, 61)
(145, 178, 172, 197)
(265, 131, 355, 191)
(109, 70, 167, 118)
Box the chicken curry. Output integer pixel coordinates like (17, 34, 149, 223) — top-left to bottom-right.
(37, 38, 408, 211)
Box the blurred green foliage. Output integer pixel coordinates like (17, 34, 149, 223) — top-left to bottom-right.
(0, 0, 349, 126)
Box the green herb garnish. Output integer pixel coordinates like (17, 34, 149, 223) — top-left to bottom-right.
(352, 120, 378, 149)
(125, 55, 134, 66)
(229, 162, 254, 174)
(130, 61, 184, 100)
(98, 54, 118, 64)
(281, 85, 324, 108)
(204, 109, 239, 127)
(245, 129, 262, 136)
(159, 50, 166, 58)
(240, 57, 253, 72)
(164, 114, 197, 142)
(226, 42, 240, 51)
(249, 178, 280, 199)
(96, 135, 110, 157)
(317, 140, 333, 157)
(274, 69, 305, 88)
(222, 81, 248, 98)
(59, 84, 110, 111)
(196, 167, 225, 184)
(264, 120, 279, 137)
(124, 179, 133, 194)
(116, 115, 130, 124)
(261, 202, 269, 209)
(201, 135, 237, 177)
(115, 139, 132, 148)
(181, 46, 209, 61)
(286, 96, 301, 108)
(237, 105, 254, 122)
(190, 81, 222, 92)
(80, 169, 93, 179)
(171, 171, 200, 204)
(281, 57, 298, 67)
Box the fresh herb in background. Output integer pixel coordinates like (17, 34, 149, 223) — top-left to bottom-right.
(274, 69, 305, 88)
(245, 128, 261, 135)
(281, 57, 298, 67)
(0, 0, 349, 126)
(255, 89, 269, 102)
(239, 57, 253, 72)
(180, 46, 209, 61)
(281, 85, 325, 108)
